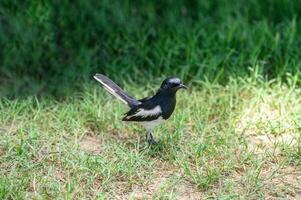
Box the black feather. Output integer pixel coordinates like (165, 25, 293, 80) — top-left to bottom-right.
(94, 74, 141, 108)
(122, 89, 176, 122)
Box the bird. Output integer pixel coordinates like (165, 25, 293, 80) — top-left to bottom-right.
(93, 74, 187, 145)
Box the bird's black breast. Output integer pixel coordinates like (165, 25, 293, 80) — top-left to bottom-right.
(157, 94, 176, 120)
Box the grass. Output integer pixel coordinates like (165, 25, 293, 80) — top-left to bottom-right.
(1, 0, 301, 97)
(0, 74, 300, 199)
(1, 1, 300, 199)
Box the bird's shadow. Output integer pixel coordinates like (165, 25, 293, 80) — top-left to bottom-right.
(121, 136, 181, 160)
(90, 126, 181, 158)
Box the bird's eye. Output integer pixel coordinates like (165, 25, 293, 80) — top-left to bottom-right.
(172, 83, 179, 87)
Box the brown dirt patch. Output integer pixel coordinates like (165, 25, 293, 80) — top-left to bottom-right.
(55, 169, 65, 182)
(235, 95, 299, 153)
(0, 124, 19, 134)
(111, 162, 203, 200)
(79, 135, 104, 155)
(262, 165, 301, 199)
(233, 95, 301, 198)
(0, 147, 4, 156)
(245, 133, 298, 153)
(207, 163, 301, 199)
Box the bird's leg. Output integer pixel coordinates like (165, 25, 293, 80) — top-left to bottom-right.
(146, 130, 158, 145)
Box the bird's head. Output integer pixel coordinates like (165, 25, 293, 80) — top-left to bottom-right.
(160, 77, 188, 93)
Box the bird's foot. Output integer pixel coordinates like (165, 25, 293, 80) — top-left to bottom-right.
(137, 139, 158, 151)
(147, 138, 159, 146)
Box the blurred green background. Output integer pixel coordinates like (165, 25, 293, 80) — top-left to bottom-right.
(1, 0, 301, 98)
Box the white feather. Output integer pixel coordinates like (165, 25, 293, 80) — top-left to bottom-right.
(141, 116, 165, 131)
(94, 75, 128, 104)
(130, 105, 162, 118)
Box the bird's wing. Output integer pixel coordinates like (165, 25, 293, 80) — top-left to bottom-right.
(122, 105, 162, 121)
(138, 95, 153, 103)
(94, 74, 141, 108)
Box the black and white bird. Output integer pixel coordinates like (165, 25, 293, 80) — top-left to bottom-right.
(93, 74, 187, 145)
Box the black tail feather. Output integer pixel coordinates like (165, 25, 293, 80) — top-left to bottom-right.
(93, 74, 140, 108)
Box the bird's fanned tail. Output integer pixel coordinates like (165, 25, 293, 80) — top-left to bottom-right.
(93, 74, 141, 108)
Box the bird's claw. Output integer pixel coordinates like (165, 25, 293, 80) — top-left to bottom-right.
(148, 138, 159, 145)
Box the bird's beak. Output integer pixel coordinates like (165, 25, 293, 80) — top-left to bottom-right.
(179, 84, 188, 89)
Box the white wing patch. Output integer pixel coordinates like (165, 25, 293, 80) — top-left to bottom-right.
(126, 105, 162, 119)
(94, 75, 128, 105)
